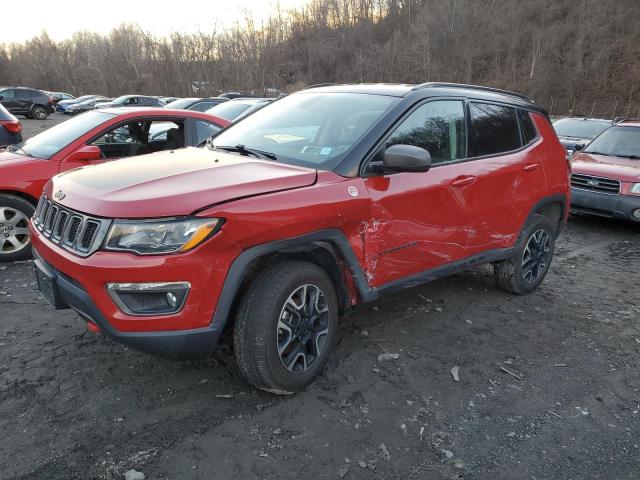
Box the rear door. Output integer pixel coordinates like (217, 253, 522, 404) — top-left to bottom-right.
(15, 89, 35, 114)
(362, 99, 477, 287)
(464, 102, 546, 254)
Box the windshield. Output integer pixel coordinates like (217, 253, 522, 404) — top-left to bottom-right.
(206, 101, 255, 121)
(211, 92, 398, 169)
(165, 98, 196, 109)
(10, 111, 114, 159)
(111, 96, 131, 104)
(583, 126, 640, 158)
(553, 118, 610, 139)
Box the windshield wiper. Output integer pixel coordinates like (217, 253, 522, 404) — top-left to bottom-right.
(7, 145, 32, 157)
(214, 144, 277, 161)
(584, 151, 611, 156)
(618, 154, 640, 159)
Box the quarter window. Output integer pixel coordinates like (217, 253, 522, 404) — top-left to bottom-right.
(469, 103, 521, 157)
(385, 100, 467, 164)
(518, 109, 538, 144)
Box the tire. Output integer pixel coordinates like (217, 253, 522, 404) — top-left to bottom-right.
(234, 261, 339, 394)
(494, 214, 556, 295)
(31, 105, 49, 120)
(0, 194, 35, 262)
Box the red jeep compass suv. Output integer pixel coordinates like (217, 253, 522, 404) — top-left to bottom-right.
(31, 83, 569, 393)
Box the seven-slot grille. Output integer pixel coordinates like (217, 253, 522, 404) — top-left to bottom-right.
(33, 195, 111, 257)
(570, 173, 621, 194)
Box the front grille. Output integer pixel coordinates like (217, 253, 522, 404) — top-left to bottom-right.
(33, 195, 111, 257)
(571, 174, 621, 194)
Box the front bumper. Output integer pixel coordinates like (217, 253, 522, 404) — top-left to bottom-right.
(571, 187, 640, 221)
(34, 249, 224, 359)
(30, 222, 243, 360)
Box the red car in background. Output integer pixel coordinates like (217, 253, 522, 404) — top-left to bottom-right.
(0, 108, 229, 261)
(570, 120, 640, 222)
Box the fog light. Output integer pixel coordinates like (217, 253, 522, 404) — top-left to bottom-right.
(632, 209, 640, 220)
(166, 292, 178, 308)
(106, 282, 190, 316)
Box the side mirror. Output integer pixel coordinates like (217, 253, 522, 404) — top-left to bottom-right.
(66, 145, 102, 162)
(574, 143, 585, 151)
(383, 144, 431, 172)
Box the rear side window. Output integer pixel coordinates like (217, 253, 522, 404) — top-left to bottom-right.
(16, 89, 33, 100)
(386, 100, 467, 164)
(518, 110, 538, 144)
(0, 89, 14, 100)
(469, 102, 521, 157)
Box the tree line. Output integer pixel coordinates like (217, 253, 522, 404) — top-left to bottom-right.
(1, 0, 639, 117)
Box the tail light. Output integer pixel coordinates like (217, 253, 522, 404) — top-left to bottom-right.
(48, 96, 54, 105)
(0, 121, 22, 134)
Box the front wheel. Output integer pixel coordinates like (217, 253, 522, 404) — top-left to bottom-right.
(0, 194, 35, 262)
(494, 214, 556, 295)
(234, 261, 338, 394)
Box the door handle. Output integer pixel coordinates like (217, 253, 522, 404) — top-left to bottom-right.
(523, 163, 539, 171)
(451, 176, 477, 187)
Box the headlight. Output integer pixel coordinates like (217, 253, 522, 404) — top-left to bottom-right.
(104, 218, 222, 255)
(630, 183, 640, 194)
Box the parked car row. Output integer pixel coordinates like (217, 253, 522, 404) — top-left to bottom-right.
(551, 115, 640, 222)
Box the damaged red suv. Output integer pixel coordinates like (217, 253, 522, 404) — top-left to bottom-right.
(31, 83, 569, 393)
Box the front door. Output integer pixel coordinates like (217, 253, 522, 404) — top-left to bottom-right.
(362, 99, 478, 288)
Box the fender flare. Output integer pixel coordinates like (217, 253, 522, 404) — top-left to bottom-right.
(211, 229, 376, 329)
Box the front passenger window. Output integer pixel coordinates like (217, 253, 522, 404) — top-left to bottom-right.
(385, 100, 467, 164)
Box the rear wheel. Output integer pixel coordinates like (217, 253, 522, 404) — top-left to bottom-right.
(0, 195, 34, 262)
(31, 105, 48, 120)
(494, 214, 556, 295)
(234, 261, 338, 394)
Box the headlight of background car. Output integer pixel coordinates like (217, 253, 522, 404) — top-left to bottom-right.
(630, 183, 640, 194)
(105, 218, 221, 254)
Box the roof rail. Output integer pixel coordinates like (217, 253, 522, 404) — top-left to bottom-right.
(613, 117, 640, 123)
(412, 82, 535, 103)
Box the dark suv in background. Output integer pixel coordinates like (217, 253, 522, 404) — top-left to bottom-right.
(0, 87, 54, 119)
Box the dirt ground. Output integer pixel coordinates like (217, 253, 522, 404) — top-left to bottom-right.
(1, 212, 639, 480)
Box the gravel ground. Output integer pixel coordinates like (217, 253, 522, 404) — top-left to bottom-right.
(0, 213, 639, 479)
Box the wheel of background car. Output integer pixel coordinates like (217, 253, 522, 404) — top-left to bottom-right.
(234, 260, 338, 394)
(0, 194, 35, 262)
(31, 105, 48, 120)
(494, 214, 556, 295)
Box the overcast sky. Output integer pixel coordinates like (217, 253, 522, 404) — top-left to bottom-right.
(0, 0, 309, 43)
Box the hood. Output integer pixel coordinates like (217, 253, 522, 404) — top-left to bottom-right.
(0, 150, 34, 167)
(49, 147, 317, 218)
(571, 152, 640, 183)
